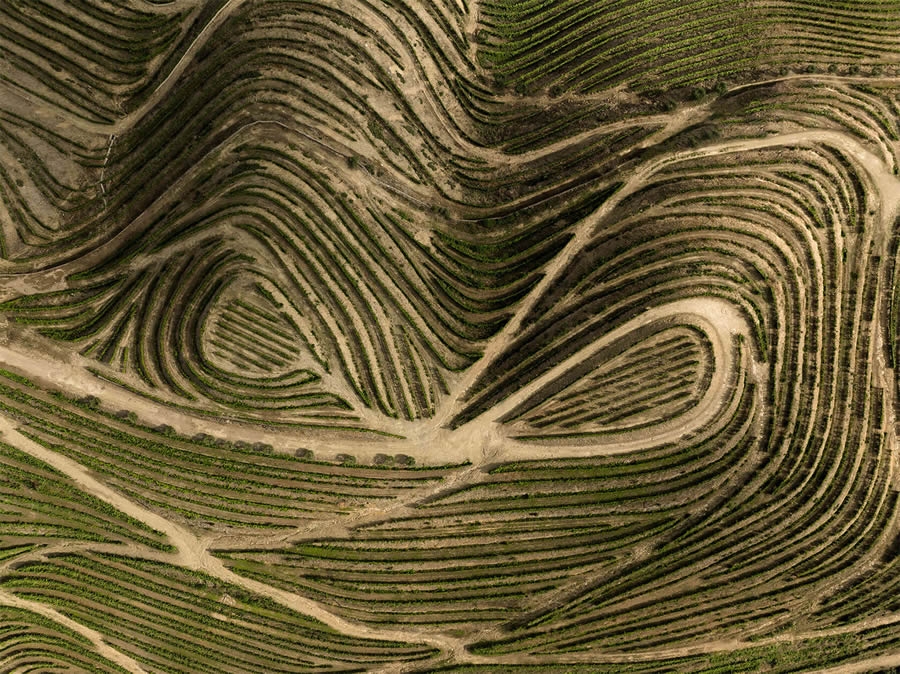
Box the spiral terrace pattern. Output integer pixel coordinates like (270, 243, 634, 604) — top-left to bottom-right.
(4, 0, 900, 671)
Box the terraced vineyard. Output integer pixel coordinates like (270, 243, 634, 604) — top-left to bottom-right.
(3, 0, 900, 671)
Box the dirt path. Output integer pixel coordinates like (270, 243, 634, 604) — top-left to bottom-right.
(0, 125, 895, 467)
(696, 130, 900, 214)
(488, 297, 750, 458)
(0, 412, 470, 667)
(438, 124, 900, 428)
(109, 0, 250, 134)
(725, 72, 900, 97)
(447, 610, 900, 667)
(212, 458, 488, 551)
(0, 413, 198, 566)
(819, 653, 900, 673)
(0, 0, 246, 138)
(0, 587, 148, 673)
(19, 368, 895, 672)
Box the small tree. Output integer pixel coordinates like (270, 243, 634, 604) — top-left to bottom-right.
(76, 395, 100, 409)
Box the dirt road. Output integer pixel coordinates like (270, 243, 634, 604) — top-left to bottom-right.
(0, 413, 470, 668)
(0, 587, 148, 672)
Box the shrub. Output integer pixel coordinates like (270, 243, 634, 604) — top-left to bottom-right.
(115, 409, 137, 422)
(76, 395, 100, 409)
